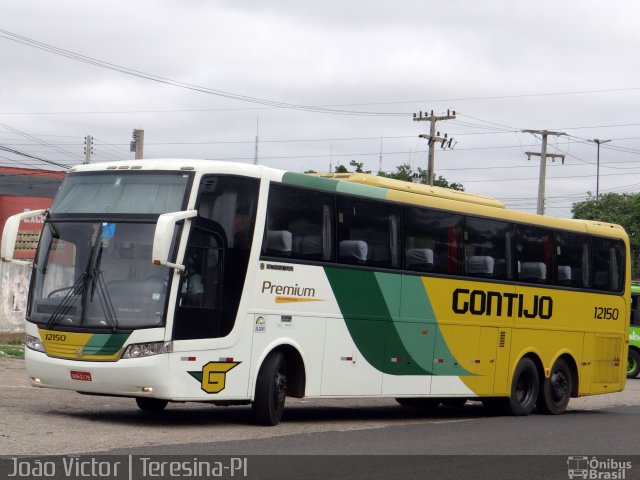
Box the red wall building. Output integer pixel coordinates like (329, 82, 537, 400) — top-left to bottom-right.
(0, 167, 65, 259)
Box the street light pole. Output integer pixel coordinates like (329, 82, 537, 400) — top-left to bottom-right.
(592, 139, 611, 201)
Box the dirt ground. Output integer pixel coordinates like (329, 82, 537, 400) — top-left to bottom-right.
(1, 357, 639, 455)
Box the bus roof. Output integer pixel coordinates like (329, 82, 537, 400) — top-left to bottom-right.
(316, 172, 506, 209)
(66, 159, 628, 241)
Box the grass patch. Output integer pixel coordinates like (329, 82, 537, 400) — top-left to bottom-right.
(0, 343, 25, 359)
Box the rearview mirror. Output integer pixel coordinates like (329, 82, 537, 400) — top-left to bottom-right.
(1, 209, 47, 265)
(152, 210, 197, 271)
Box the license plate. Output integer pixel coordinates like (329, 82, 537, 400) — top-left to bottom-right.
(70, 371, 92, 381)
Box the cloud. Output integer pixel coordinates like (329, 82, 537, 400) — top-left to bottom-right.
(0, 0, 639, 216)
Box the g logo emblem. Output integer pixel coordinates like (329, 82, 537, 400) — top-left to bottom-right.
(200, 362, 240, 393)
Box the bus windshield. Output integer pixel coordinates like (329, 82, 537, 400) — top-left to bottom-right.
(50, 171, 191, 214)
(28, 221, 174, 331)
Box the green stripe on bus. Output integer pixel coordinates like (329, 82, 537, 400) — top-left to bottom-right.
(84, 333, 130, 355)
(324, 267, 471, 376)
(282, 172, 341, 192)
(282, 172, 388, 200)
(335, 181, 388, 199)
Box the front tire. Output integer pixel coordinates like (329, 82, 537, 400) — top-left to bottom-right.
(135, 397, 168, 412)
(537, 358, 572, 415)
(252, 352, 287, 426)
(628, 349, 640, 379)
(507, 357, 539, 416)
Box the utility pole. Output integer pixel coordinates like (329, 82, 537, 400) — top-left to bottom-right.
(413, 109, 456, 185)
(253, 117, 259, 165)
(329, 145, 333, 173)
(522, 129, 566, 215)
(83, 135, 93, 164)
(590, 138, 611, 201)
(378, 135, 383, 174)
(130, 129, 144, 160)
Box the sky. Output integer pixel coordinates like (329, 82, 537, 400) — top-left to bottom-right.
(1, 0, 640, 218)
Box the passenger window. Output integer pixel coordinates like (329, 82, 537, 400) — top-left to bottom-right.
(264, 185, 334, 261)
(631, 293, 640, 326)
(404, 207, 462, 275)
(464, 217, 512, 280)
(197, 176, 259, 250)
(555, 231, 589, 288)
(592, 237, 625, 292)
(336, 197, 400, 268)
(515, 225, 553, 284)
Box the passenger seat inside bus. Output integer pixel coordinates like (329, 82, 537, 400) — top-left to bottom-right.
(466, 255, 494, 277)
(339, 240, 368, 264)
(266, 230, 292, 256)
(557, 265, 572, 285)
(297, 235, 323, 259)
(406, 248, 434, 272)
(520, 261, 547, 283)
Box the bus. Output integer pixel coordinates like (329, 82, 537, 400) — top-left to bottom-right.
(0, 159, 630, 425)
(628, 283, 640, 378)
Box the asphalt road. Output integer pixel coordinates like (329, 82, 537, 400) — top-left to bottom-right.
(3, 357, 640, 457)
(4, 357, 640, 479)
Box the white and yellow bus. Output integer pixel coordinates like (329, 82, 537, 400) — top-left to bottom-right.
(1, 160, 630, 425)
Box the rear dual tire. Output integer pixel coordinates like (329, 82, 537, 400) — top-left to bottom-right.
(507, 357, 539, 416)
(482, 357, 538, 416)
(483, 357, 572, 416)
(536, 358, 572, 415)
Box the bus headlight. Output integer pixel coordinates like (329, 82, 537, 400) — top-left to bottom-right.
(121, 342, 172, 359)
(25, 335, 45, 353)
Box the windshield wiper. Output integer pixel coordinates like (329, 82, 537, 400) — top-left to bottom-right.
(45, 273, 85, 330)
(88, 243, 118, 332)
(81, 226, 119, 332)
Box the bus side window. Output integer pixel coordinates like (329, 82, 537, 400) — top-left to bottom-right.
(403, 207, 462, 275)
(555, 231, 589, 288)
(515, 225, 553, 285)
(336, 197, 400, 268)
(463, 217, 511, 280)
(264, 185, 334, 262)
(592, 237, 625, 292)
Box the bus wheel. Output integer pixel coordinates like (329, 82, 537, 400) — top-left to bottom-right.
(395, 398, 440, 408)
(135, 397, 168, 412)
(537, 358, 572, 415)
(627, 350, 640, 379)
(508, 357, 539, 416)
(252, 352, 287, 426)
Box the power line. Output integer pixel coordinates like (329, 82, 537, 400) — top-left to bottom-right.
(0, 144, 70, 170)
(0, 121, 81, 164)
(0, 28, 404, 117)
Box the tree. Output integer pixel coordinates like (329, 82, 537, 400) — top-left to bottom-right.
(334, 161, 370, 174)
(378, 163, 465, 191)
(572, 192, 640, 247)
(378, 163, 413, 182)
(433, 175, 464, 191)
(349, 160, 366, 173)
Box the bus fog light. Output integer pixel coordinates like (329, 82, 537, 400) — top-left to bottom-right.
(141, 387, 153, 393)
(25, 335, 45, 353)
(31, 377, 41, 384)
(122, 342, 172, 359)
